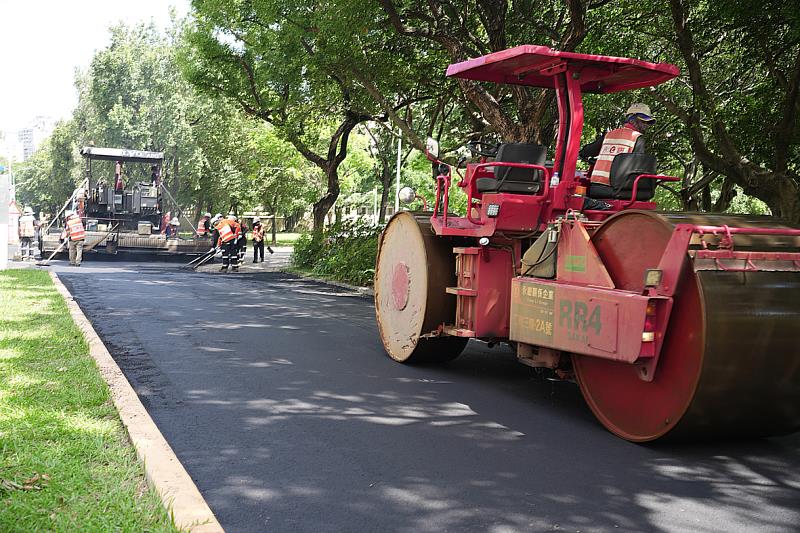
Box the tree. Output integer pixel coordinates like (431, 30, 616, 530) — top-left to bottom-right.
(583, 0, 800, 221)
(181, 2, 379, 229)
(660, 0, 800, 221)
(246, 124, 322, 242)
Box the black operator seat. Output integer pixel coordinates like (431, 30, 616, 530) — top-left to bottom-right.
(476, 143, 547, 194)
(588, 152, 658, 201)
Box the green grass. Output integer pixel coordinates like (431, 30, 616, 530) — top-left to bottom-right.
(0, 270, 180, 532)
(268, 232, 301, 246)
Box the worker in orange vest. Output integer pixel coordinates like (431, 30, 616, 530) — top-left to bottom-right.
(215, 214, 241, 272)
(62, 210, 86, 267)
(580, 102, 654, 187)
(18, 206, 37, 261)
(197, 212, 212, 238)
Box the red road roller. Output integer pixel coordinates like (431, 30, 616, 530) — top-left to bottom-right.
(374, 45, 800, 442)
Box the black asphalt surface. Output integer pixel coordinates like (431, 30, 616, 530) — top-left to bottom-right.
(54, 260, 800, 533)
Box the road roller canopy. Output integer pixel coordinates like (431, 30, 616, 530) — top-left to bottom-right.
(80, 147, 164, 163)
(446, 45, 679, 93)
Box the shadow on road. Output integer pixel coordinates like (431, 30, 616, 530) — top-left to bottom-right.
(57, 264, 800, 533)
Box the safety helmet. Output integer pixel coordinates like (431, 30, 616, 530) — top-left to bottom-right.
(215, 213, 223, 219)
(23, 206, 34, 215)
(253, 216, 261, 223)
(170, 217, 180, 225)
(204, 212, 211, 218)
(625, 103, 655, 122)
(227, 214, 237, 221)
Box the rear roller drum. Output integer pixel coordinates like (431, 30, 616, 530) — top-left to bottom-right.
(374, 212, 468, 363)
(574, 210, 800, 442)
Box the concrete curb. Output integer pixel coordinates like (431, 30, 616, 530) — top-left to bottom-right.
(49, 271, 224, 533)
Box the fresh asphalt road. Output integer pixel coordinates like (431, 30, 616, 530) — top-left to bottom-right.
(53, 260, 800, 533)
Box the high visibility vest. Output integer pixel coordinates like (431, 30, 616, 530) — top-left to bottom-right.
(252, 225, 264, 242)
(197, 218, 208, 235)
(215, 220, 240, 245)
(66, 216, 85, 241)
(589, 126, 642, 185)
(19, 215, 36, 238)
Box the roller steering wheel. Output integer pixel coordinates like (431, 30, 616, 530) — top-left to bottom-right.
(467, 140, 500, 158)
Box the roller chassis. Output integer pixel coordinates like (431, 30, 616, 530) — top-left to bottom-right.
(375, 45, 800, 441)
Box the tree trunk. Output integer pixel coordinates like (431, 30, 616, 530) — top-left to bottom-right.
(712, 177, 737, 212)
(701, 184, 712, 212)
(313, 191, 337, 230)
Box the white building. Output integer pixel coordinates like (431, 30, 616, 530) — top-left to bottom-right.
(14, 116, 56, 161)
(0, 130, 24, 166)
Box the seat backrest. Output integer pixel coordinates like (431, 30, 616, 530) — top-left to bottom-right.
(609, 152, 657, 200)
(494, 143, 547, 186)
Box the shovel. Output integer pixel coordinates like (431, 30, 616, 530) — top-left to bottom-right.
(36, 239, 68, 266)
(188, 247, 221, 271)
(182, 248, 216, 270)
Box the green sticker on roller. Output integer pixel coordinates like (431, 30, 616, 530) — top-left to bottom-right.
(564, 255, 586, 272)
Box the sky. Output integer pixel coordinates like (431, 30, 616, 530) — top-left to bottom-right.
(0, 0, 190, 132)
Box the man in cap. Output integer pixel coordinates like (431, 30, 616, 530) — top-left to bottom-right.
(208, 213, 222, 248)
(251, 217, 265, 263)
(167, 216, 180, 238)
(18, 206, 37, 260)
(62, 210, 86, 267)
(250, 217, 275, 263)
(579, 103, 655, 191)
(197, 212, 212, 238)
(214, 214, 242, 272)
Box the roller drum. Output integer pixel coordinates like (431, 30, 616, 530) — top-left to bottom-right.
(574, 210, 800, 441)
(374, 212, 468, 363)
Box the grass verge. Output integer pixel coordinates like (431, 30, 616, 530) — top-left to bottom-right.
(269, 232, 302, 246)
(0, 269, 180, 532)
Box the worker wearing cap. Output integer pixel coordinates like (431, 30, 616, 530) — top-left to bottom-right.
(250, 217, 275, 263)
(62, 210, 86, 267)
(580, 103, 655, 187)
(251, 217, 265, 263)
(208, 214, 222, 250)
(167, 216, 180, 239)
(197, 212, 212, 237)
(215, 214, 241, 272)
(18, 206, 37, 261)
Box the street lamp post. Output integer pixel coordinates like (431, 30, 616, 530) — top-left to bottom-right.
(394, 129, 402, 215)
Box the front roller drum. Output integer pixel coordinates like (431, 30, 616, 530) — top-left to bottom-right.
(374, 212, 467, 363)
(574, 211, 800, 442)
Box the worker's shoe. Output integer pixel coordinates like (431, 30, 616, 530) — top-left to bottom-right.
(220, 266, 228, 272)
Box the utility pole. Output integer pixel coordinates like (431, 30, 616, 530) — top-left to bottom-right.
(373, 186, 378, 225)
(394, 129, 402, 215)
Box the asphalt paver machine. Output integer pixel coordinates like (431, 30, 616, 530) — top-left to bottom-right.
(374, 46, 800, 442)
(42, 147, 208, 256)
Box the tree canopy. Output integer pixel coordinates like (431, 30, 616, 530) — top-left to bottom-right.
(16, 1, 800, 224)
